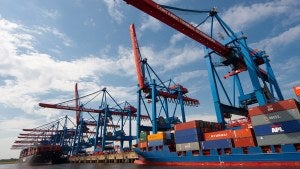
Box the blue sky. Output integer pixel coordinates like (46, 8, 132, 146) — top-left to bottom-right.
(0, 0, 299, 158)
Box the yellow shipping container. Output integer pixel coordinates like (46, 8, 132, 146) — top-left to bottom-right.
(147, 132, 166, 141)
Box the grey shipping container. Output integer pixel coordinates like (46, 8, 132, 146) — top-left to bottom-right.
(176, 142, 200, 151)
(256, 132, 300, 146)
(251, 108, 300, 126)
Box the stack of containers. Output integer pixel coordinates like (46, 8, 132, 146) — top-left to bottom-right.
(147, 132, 166, 147)
(202, 130, 234, 149)
(199, 121, 223, 132)
(249, 99, 300, 146)
(174, 120, 203, 151)
(138, 131, 149, 149)
(233, 128, 257, 148)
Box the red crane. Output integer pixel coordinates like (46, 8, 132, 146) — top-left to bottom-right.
(124, 0, 268, 78)
(129, 23, 199, 106)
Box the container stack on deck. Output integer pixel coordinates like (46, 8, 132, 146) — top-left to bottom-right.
(249, 99, 300, 146)
(138, 131, 149, 150)
(174, 121, 203, 152)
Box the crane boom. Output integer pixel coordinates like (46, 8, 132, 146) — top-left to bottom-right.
(75, 83, 80, 124)
(38, 103, 149, 119)
(130, 24, 146, 90)
(124, 0, 230, 57)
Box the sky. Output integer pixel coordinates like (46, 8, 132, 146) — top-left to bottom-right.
(0, 0, 299, 159)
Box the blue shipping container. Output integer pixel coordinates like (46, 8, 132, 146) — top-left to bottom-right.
(175, 128, 202, 138)
(175, 134, 203, 144)
(253, 120, 300, 136)
(148, 140, 165, 147)
(201, 139, 233, 149)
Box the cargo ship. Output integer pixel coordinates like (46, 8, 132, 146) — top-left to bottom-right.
(19, 144, 69, 165)
(135, 99, 300, 167)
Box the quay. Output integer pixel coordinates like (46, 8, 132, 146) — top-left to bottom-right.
(69, 151, 138, 163)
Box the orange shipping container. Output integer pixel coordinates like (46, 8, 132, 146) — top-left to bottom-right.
(138, 141, 148, 148)
(234, 128, 254, 138)
(248, 99, 299, 117)
(174, 120, 201, 131)
(147, 132, 166, 141)
(294, 86, 300, 96)
(233, 137, 256, 148)
(204, 130, 234, 141)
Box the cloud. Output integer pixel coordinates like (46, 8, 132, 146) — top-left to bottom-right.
(173, 70, 207, 84)
(170, 33, 185, 45)
(251, 25, 300, 54)
(0, 18, 136, 117)
(42, 9, 60, 20)
(103, 0, 124, 24)
(140, 16, 162, 32)
(35, 26, 73, 47)
(221, 0, 299, 31)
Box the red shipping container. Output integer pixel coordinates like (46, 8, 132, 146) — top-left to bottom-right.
(204, 130, 234, 141)
(294, 86, 300, 96)
(233, 137, 256, 148)
(138, 141, 147, 148)
(248, 99, 299, 117)
(174, 120, 201, 131)
(234, 128, 254, 138)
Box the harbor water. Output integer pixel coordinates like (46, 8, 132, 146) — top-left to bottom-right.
(0, 163, 299, 169)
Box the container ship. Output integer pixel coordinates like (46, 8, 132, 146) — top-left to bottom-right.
(19, 145, 68, 165)
(135, 99, 300, 167)
(12, 116, 72, 165)
(124, 0, 300, 167)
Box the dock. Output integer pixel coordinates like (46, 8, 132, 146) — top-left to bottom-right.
(69, 151, 138, 163)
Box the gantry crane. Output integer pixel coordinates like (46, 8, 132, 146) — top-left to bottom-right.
(124, 0, 283, 125)
(130, 24, 199, 135)
(39, 83, 149, 154)
(12, 115, 75, 154)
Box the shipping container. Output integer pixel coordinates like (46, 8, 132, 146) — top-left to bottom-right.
(140, 131, 150, 138)
(174, 120, 201, 131)
(233, 137, 257, 148)
(234, 128, 254, 138)
(248, 99, 299, 117)
(251, 108, 300, 126)
(175, 134, 203, 144)
(164, 131, 174, 140)
(139, 137, 147, 142)
(201, 139, 233, 149)
(147, 132, 166, 141)
(253, 120, 300, 136)
(204, 130, 234, 141)
(148, 140, 165, 147)
(174, 128, 202, 138)
(176, 142, 201, 151)
(138, 141, 148, 148)
(256, 132, 300, 146)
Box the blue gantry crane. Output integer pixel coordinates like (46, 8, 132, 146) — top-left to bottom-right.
(124, 0, 284, 126)
(130, 24, 200, 136)
(39, 83, 149, 155)
(12, 115, 75, 155)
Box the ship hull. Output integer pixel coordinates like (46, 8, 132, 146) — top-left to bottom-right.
(134, 145, 300, 167)
(19, 145, 69, 165)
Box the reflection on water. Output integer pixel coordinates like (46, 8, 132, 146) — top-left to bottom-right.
(0, 163, 298, 169)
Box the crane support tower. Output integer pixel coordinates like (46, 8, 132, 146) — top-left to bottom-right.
(130, 24, 199, 136)
(124, 0, 283, 125)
